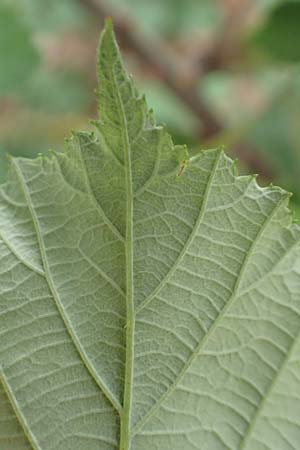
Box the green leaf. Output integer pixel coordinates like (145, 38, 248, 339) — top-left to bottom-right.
(8, 0, 88, 32)
(0, 4, 39, 94)
(0, 382, 31, 450)
(23, 69, 92, 114)
(1, 22, 300, 450)
(253, 1, 300, 62)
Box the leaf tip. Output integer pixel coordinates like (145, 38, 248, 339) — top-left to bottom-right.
(105, 16, 114, 30)
(99, 16, 117, 52)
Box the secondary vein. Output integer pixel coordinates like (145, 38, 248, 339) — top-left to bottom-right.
(0, 370, 40, 450)
(74, 141, 124, 242)
(11, 158, 122, 416)
(135, 149, 223, 316)
(132, 182, 289, 437)
(0, 227, 45, 277)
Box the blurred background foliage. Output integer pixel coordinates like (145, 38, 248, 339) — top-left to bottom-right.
(0, 0, 299, 217)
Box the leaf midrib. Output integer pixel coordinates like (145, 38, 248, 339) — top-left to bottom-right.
(107, 53, 135, 450)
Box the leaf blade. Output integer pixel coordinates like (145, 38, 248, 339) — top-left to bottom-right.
(0, 377, 33, 450)
(1, 22, 300, 450)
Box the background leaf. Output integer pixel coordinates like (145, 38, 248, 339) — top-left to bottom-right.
(0, 4, 40, 94)
(253, 0, 300, 62)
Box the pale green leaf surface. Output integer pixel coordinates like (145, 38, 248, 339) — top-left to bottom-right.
(0, 381, 32, 450)
(1, 22, 300, 450)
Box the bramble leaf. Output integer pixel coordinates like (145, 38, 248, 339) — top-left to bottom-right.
(0, 21, 300, 450)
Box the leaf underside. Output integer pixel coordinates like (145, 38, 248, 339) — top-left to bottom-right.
(0, 21, 300, 450)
